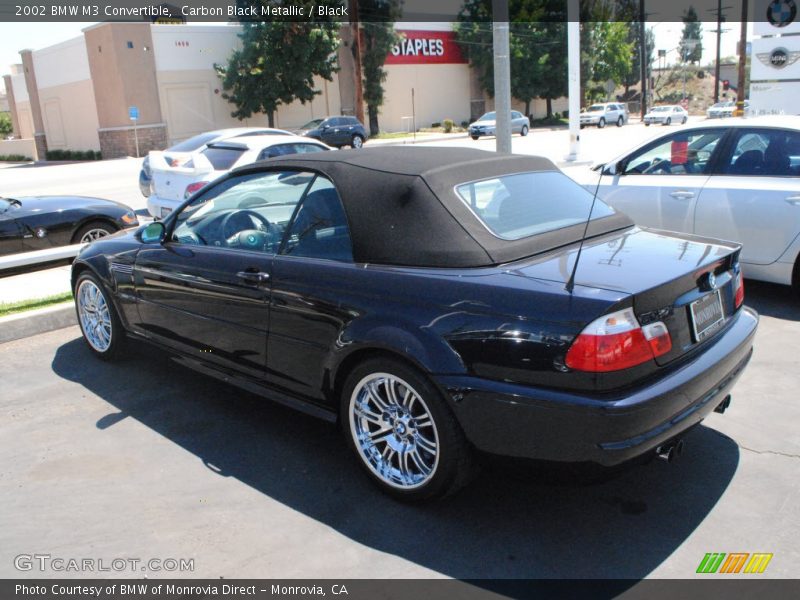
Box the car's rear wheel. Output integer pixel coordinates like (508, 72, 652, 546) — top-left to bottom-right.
(664, 117, 672, 126)
(616, 116, 624, 127)
(72, 221, 117, 244)
(597, 118, 606, 129)
(520, 125, 529, 136)
(74, 272, 125, 360)
(351, 135, 365, 149)
(341, 358, 474, 501)
(792, 254, 800, 300)
(471, 135, 479, 140)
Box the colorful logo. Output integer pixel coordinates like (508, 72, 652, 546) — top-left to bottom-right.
(696, 552, 773, 574)
(767, 1, 797, 28)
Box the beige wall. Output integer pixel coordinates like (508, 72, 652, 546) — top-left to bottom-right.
(0, 138, 35, 158)
(15, 100, 34, 139)
(381, 64, 471, 132)
(37, 80, 100, 150)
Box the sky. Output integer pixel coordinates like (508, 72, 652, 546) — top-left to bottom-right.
(0, 20, 744, 95)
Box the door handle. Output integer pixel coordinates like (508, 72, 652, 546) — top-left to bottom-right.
(786, 195, 800, 205)
(669, 190, 695, 200)
(236, 270, 270, 284)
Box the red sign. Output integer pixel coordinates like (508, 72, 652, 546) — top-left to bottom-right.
(385, 31, 468, 65)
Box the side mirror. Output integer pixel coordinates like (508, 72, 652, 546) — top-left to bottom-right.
(140, 222, 165, 244)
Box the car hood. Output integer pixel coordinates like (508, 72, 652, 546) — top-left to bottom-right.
(470, 120, 496, 127)
(6, 195, 131, 217)
(503, 226, 739, 295)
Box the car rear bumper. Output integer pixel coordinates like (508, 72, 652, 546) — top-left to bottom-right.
(146, 195, 181, 219)
(436, 307, 758, 466)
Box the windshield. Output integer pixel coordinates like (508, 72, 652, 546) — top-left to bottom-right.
(652, 107, 670, 112)
(168, 132, 224, 153)
(455, 171, 616, 241)
(477, 112, 496, 121)
(301, 119, 324, 129)
(587, 105, 605, 112)
(0, 198, 20, 213)
(712, 102, 734, 108)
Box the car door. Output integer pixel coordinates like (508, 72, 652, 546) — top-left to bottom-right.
(134, 169, 315, 379)
(0, 203, 22, 256)
(597, 127, 729, 233)
(320, 118, 343, 146)
(693, 127, 800, 266)
(267, 175, 357, 402)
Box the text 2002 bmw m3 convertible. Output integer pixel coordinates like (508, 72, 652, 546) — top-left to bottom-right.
(72, 147, 758, 500)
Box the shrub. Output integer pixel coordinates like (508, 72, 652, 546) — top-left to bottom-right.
(430, 122, 441, 128)
(46, 149, 102, 161)
(443, 119, 455, 133)
(0, 154, 32, 162)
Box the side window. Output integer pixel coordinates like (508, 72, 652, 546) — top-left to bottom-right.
(171, 170, 316, 254)
(724, 129, 800, 176)
(624, 130, 726, 175)
(281, 176, 353, 262)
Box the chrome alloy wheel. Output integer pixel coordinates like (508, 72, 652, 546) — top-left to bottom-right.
(77, 279, 112, 352)
(79, 228, 111, 243)
(349, 373, 440, 490)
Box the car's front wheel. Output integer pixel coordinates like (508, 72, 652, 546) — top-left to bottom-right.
(351, 135, 365, 149)
(471, 135, 479, 140)
(682, 116, 688, 124)
(616, 116, 624, 127)
(72, 221, 117, 244)
(664, 117, 672, 126)
(597, 118, 606, 129)
(520, 125, 529, 136)
(341, 358, 474, 501)
(74, 272, 125, 360)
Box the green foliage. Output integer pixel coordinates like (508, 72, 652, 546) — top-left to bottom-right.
(45, 149, 101, 161)
(215, 4, 341, 126)
(0, 112, 12, 136)
(0, 154, 32, 161)
(360, 1, 402, 136)
(456, 0, 568, 117)
(680, 7, 703, 64)
(443, 119, 455, 133)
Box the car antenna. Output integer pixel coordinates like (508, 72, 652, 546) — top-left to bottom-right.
(565, 162, 613, 294)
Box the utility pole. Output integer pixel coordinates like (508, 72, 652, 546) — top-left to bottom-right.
(735, 0, 748, 116)
(708, 2, 732, 104)
(349, 0, 365, 124)
(565, 0, 580, 161)
(492, 0, 512, 154)
(640, 0, 648, 120)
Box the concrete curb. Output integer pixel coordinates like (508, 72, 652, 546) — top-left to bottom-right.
(0, 302, 76, 344)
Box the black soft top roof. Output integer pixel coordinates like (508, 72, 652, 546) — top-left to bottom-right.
(234, 147, 632, 268)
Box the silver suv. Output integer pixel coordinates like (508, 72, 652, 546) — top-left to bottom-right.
(580, 102, 628, 128)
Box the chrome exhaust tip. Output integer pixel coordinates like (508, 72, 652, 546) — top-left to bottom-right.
(714, 394, 732, 414)
(656, 438, 685, 463)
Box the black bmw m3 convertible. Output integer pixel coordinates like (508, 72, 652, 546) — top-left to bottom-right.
(71, 147, 757, 500)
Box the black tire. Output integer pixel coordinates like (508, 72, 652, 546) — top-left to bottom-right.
(792, 254, 800, 300)
(616, 116, 624, 127)
(597, 118, 606, 129)
(579, 124, 585, 129)
(645, 122, 650, 126)
(74, 271, 126, 361)
(72, 221, 118, 245)
(664, 117, 672, 126)
(520, 125, 529, 137)
(351, 134, 365, 149)
(340, 357, 475, 501)
(682, 116, 688, 124)
(471, 135, 479, 140)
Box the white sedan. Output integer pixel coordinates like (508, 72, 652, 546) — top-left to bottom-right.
(580, 116, 800, 294)
(644, 105, 688, 126)
(146, 135, 330, 219)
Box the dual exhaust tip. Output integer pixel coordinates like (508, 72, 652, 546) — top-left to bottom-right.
(655, 394, 732, 464)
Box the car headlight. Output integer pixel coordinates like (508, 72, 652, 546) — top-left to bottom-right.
(121, 211, 137, 225)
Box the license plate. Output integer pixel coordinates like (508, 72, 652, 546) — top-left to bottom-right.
(160, 207, 172, 219)
(690, 290, 724, 342)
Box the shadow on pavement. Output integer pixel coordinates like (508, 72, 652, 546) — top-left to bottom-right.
(743, 279, 800, 322)
(52, 337, 739, 586)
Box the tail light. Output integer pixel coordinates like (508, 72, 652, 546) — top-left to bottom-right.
(184, 181, 208, 199)
(734, 270, 744, 309)
(565, 307, 672, 372)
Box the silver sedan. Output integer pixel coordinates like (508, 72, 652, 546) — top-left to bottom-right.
(469, 111, 530, 140)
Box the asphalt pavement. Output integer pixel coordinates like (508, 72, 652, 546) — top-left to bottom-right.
(0, 279, 798, 580)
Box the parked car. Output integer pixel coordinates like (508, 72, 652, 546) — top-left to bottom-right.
(0, 195, 137, 256)
(580, 103, 628, 128)
(139, 127, 293, 197)
(294, 116, 368, 148)
(146, 135, 330, 219)
(584, 116, 800, 294)
(644, 105, 689, 126)
(706, 100, 750, 119)
(468, 111, 529, 140)
(72, 147, 757, 500)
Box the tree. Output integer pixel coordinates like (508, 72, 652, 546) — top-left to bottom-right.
(359, 1, 402, 136)
(0, 112, 12, 137)
(215, 4, 340, 127)
(623, 25, 654, 99)
(680, 7, 703, 64)
(456, 0, 567, 118)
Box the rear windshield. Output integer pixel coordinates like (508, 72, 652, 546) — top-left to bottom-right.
(455, 171, 616, 241)
(201, 146, 245, 170)
(168, 132, 221, 152)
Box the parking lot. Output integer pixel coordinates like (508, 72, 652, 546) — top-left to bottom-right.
(1, 120, 799, 581)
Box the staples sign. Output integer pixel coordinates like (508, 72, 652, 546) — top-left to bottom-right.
(385, 31, 468, 65)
